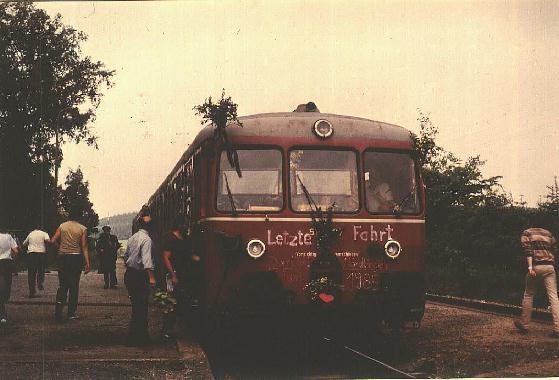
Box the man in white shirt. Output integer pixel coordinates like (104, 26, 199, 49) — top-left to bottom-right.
(0, 227, 20, 323)
(124, 207, 155, 346)
(23, 226, 50, 297)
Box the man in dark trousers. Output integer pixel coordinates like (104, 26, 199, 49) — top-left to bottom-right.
(50, 208, 91, 322)
(124, 208, 156, 346)
(160, 216, 200, 338)
(22, 225, 50, 297)
(97, 225, 121, 289)
(0, 225, 20, 324)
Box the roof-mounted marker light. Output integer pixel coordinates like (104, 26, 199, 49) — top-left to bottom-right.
(247, 239, 266, 259)
(313, 119, 334, 139)
(384, 240, 402, 259)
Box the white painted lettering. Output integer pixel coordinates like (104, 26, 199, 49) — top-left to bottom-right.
(353, 225, 362, 240)
(267, 230, 276, 245)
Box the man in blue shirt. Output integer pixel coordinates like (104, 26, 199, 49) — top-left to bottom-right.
(124, 207, 156, 346)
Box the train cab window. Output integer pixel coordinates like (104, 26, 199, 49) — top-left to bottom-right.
(364, 151, 419, 214)
(217, 149, 283, 213)
(290, 150, 359, 212)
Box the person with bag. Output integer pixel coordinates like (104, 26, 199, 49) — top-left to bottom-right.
(160, 216, 199, 339)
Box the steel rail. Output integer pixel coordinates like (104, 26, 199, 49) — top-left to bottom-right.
(321, 336, 416, 379)
(426, 294, 552, 322)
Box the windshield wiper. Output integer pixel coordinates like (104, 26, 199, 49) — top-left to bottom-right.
(393, 185, 417, 215)
(223, 172, 238, 216)
(296, 174, 318, 212)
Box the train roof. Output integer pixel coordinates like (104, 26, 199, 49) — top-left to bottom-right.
(190, 112, 412, 147)
(147, 112, 413, 206)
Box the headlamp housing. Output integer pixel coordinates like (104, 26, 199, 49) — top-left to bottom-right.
(246, 239, 266, 259)
(384, 240, 402, 259)
(312, 119, 334, 139)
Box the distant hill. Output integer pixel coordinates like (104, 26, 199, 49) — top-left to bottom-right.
(98, 211, 137, 240)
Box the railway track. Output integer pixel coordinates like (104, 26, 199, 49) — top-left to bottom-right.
(426, 293, 553, 321)
(205, 295, 552, 379)
(317, 335, 427, 379)
(204, 316, 430, 379)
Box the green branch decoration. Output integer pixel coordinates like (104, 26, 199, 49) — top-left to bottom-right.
(311, 203, 342, 256)
(296, 174, 343, 255)
(194, 90, 243, 177)
(297, 174, 344, 303)
(152, 289, 177, 314)
(310, 204, 343, 256)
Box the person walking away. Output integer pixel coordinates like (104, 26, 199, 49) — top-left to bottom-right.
(160, 216, 200, 339)
(124, 209, 156, 346)
(22, 226, 50, 297)
(51, 209, 90, 322)
(97, 225, 121, 289)
(0, 227, 20, 324)
(514, 218, 559, 338)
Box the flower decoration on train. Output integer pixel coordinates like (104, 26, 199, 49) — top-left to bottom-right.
(194, 89, 243, 177)
(311, 204, 343, 255)
(304, 276, 343, 304)
(152, 289, 177, 314)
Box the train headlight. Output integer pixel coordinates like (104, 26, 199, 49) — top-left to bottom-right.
(384, 240, 402, 259)
(313, 119, 334, 139)
(246, 239, 266, 259)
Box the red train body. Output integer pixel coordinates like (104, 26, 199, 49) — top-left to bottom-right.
(141, 110, 426, 326)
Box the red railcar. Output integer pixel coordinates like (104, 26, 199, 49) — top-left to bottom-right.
(141, 108, 425, 326)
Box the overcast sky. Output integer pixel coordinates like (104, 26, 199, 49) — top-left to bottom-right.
(39, 1, 559, 218)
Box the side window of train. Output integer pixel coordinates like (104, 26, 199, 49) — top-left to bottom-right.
(217, 149, 283, 213)
(184, 158, 194, 221)
(363, 151, 420, 214)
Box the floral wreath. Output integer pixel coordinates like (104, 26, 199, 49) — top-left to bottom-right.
(152, 289, 177, 314)
(304, 276, 344, 304)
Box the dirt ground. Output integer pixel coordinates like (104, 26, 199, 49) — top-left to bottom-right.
(0, 264, 211, 379)
(3, 265, 559, 378)
(395, 302, 559, 378)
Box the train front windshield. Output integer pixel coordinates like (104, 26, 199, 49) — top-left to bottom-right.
(217, 149, 283, 212)
(290, 150, 359, 212)
(363, 151, 419, 214)
(216, 148, 420, 215)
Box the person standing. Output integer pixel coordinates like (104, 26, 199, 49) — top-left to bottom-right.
(97, 225, 121, 289)
(22, 226, 50, 297)
(0, 227, 20, 324)
(160, 217, 200, 339)
(124, 209, 156, 345)
(514, 221, 559, 338)
(51, 209, 90, 322)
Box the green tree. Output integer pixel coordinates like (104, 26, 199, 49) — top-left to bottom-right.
(412, 110, 510, 212)
(539, 176, 559, 214)
(60, 168, 98, 229)
(412, 111, 535, 304)
(0, 2, 113, 229)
